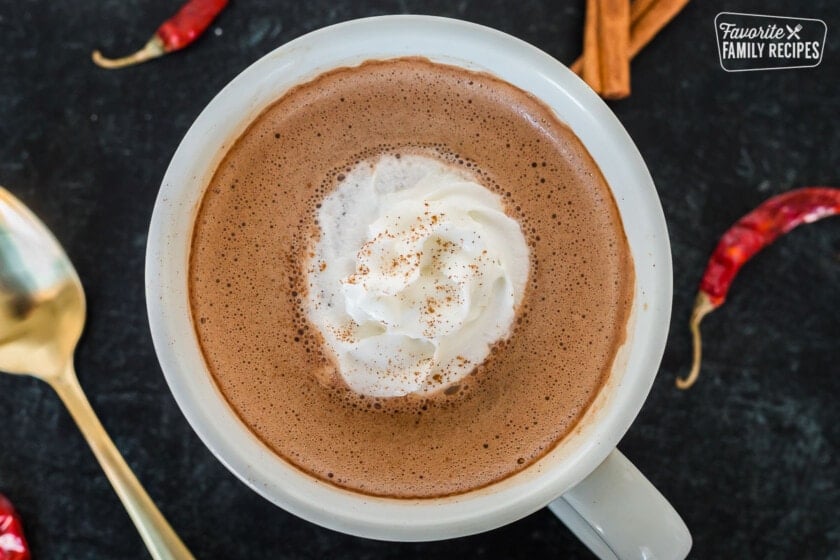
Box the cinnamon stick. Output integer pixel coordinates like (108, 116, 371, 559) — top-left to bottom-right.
(581, 0, 602, 92)
(629, 0, 691, 58)
(597, 0, 631, 99)
(571, 0, 691, 75)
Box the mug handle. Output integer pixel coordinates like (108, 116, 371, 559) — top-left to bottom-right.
(548, 449, 692, 560)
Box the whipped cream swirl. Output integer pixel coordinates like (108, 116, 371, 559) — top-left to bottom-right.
(306, 154, 529, 397)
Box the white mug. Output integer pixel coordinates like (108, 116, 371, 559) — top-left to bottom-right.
(146, 15, 691, 559)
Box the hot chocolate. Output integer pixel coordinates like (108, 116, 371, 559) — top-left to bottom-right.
(188, 57, 634, 498)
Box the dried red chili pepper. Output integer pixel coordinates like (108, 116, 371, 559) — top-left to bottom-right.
(0, 494, 29, 560)
(677, 187, 840, 389)
(92, 0, 229, 69)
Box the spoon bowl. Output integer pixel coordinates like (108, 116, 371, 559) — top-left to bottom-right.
(0, 188, 84, 379)
(0, 186, 193, 560)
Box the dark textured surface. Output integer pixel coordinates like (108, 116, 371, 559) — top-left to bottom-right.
(0, 1, 837, 558)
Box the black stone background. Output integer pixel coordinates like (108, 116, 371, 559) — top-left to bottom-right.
(0, 1, 838, 558)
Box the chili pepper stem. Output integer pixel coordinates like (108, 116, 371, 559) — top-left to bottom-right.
(92, 35, 166, 69)
(676, 291, 716, 390)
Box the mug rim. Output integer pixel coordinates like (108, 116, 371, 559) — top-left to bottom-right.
(146, 14, 672, 541)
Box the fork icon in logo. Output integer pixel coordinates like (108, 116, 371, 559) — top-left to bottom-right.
(786, 24, 803, 39)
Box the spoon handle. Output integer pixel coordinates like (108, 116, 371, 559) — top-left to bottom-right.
(50, 362, 194, 560)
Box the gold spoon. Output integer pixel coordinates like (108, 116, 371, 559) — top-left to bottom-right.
(0, 187, 194, 560)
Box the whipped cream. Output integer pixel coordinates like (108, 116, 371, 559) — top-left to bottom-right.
(306, 154, 529, 397)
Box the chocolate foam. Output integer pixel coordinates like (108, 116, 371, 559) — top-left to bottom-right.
(189, 57, 634, 498)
